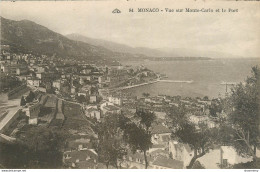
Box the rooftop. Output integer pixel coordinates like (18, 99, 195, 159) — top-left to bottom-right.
(104, 105, 120, 111)
(88, 108, 99, 112)
(151, 123, 171, 134)
(64, 149, 98, 163)
(76, 159, 96, 169)
(152, 156, 184, 169)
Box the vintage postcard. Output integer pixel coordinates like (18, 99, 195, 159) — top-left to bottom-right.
(0, 0, 259, 171)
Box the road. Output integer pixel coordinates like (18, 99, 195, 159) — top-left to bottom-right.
(0, 94, 24, 133)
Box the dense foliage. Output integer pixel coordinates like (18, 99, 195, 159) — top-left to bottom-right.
(223, 66, 259, 161)
(0, 126, 68, 168)
(94, 114, 127, 168)
(121, 109, 156, 169)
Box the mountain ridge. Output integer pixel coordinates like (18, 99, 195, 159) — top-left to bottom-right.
(66, 33, 170, 57)
(0, 17, 239, 60)
(0, 17, 142, 61)
(66, 33, 240, 58)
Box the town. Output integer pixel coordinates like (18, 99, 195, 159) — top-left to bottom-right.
(0, 44, 259, 169)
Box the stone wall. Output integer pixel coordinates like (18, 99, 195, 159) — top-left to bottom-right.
(7, 84, 28, 100)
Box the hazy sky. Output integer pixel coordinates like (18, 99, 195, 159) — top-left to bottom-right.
(0, 0, 259, 57)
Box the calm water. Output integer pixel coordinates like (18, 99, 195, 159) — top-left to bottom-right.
(121, 58, 260, 98)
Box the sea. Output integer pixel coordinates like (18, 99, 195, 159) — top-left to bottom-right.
(121, 58, 260, 99)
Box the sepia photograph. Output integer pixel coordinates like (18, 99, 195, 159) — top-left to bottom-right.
(0, 0, 259, 170)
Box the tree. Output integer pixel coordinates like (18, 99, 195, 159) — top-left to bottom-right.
(136, 108, 156, 131)
(192, 161, 205, 169)
(142, 92, 150, 98)
(168, 104, 188, 132)
(203, 96, 209, 101)
(232, 158, 260, 169)
(0, 142, 29, 168)
(96, 114, 127, 168)
(121, 109, 156, 169)
(26, 91, 35, 103)
(209, 99, 223, 117)
(172, 122, 214, 169)
(224, 66, 260, 161)
(90, 86, 98, 95)
(20, 96, 26, 106)
(76, 95, 86, 103)
(168, 99, 217, 169)
(15, 126, 68, 168)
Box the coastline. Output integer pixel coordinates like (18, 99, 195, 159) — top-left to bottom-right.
(112, 79, 194, 91)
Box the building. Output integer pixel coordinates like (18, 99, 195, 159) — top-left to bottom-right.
(98, 75, 110, 88)
(36, 72, 45, 79)
(1, 63, 28, 75)
(102, 104, 121, 115)
(189, 114, 217, 128)
(66, 138, 93, 152)
(24, 101, 41, 125)
(63, 149, 98, 168)
(100, 101, 113, 110)
(197, 100, 212, 106)
(78, 86, 91, 96)
(168, 141, 194, 167)
(53, 80, 61, 90)
(80, 68, 92, 75)
(78, 92, 88, 97)
(108, 96, 123, 106)
(85, 108, 101, 121)
(148, 148, 169, 159)
(79, 75, 92, 84)
(151, 123, 171, 145)
(152, 156, 184, 169)
(89, 95, 97, 104)
(16, 65, 28, 75)
(0, 64, 11, 73)
(154, 111, 167, 119)
(98, 76, 106, 83)
(27, 77, 40, 87)
(121, 151, 149, 169)
(37, 66, 45, 73)
(71, 86, 76, 94)
(220, 146, 253, 168)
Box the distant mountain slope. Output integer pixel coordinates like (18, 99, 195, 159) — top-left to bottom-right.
(157, 48, 240, 59)
(0, 17, 130, 61)
(66, 33, 169, 57)
(0, 17, 236, 60)
(67, 33, 239, 58)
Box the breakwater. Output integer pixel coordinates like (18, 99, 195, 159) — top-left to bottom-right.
(113, 79, 194, 91)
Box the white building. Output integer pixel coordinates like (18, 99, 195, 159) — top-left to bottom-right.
(89, 95, 97, 104)
(53, 80, 61, 90)
(108, 96, 122, 106)
(168, 141, 194, 168)
(36, 72, 44, 79)
(24, 101, 41, 125)
(220, 146, 253, 168)
(27, 78, 40, 87)
(85, 107, 101, 121)
(151, 123, 171, 145)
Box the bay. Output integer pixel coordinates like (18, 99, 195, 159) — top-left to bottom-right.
(121, 58, 260, 98)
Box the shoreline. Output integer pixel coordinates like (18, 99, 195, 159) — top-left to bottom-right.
(113, 79, 194, 91)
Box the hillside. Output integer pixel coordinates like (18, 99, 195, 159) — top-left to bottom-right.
(0, 17, 234, 60)
(67, 33, 238, 59)
(66, 33, 169, 57)
(0, 17, 134, 61)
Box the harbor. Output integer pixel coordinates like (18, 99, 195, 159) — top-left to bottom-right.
(113, 79, 194, 91)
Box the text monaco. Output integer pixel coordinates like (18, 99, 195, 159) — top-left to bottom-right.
(137, 8, 215, 13)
